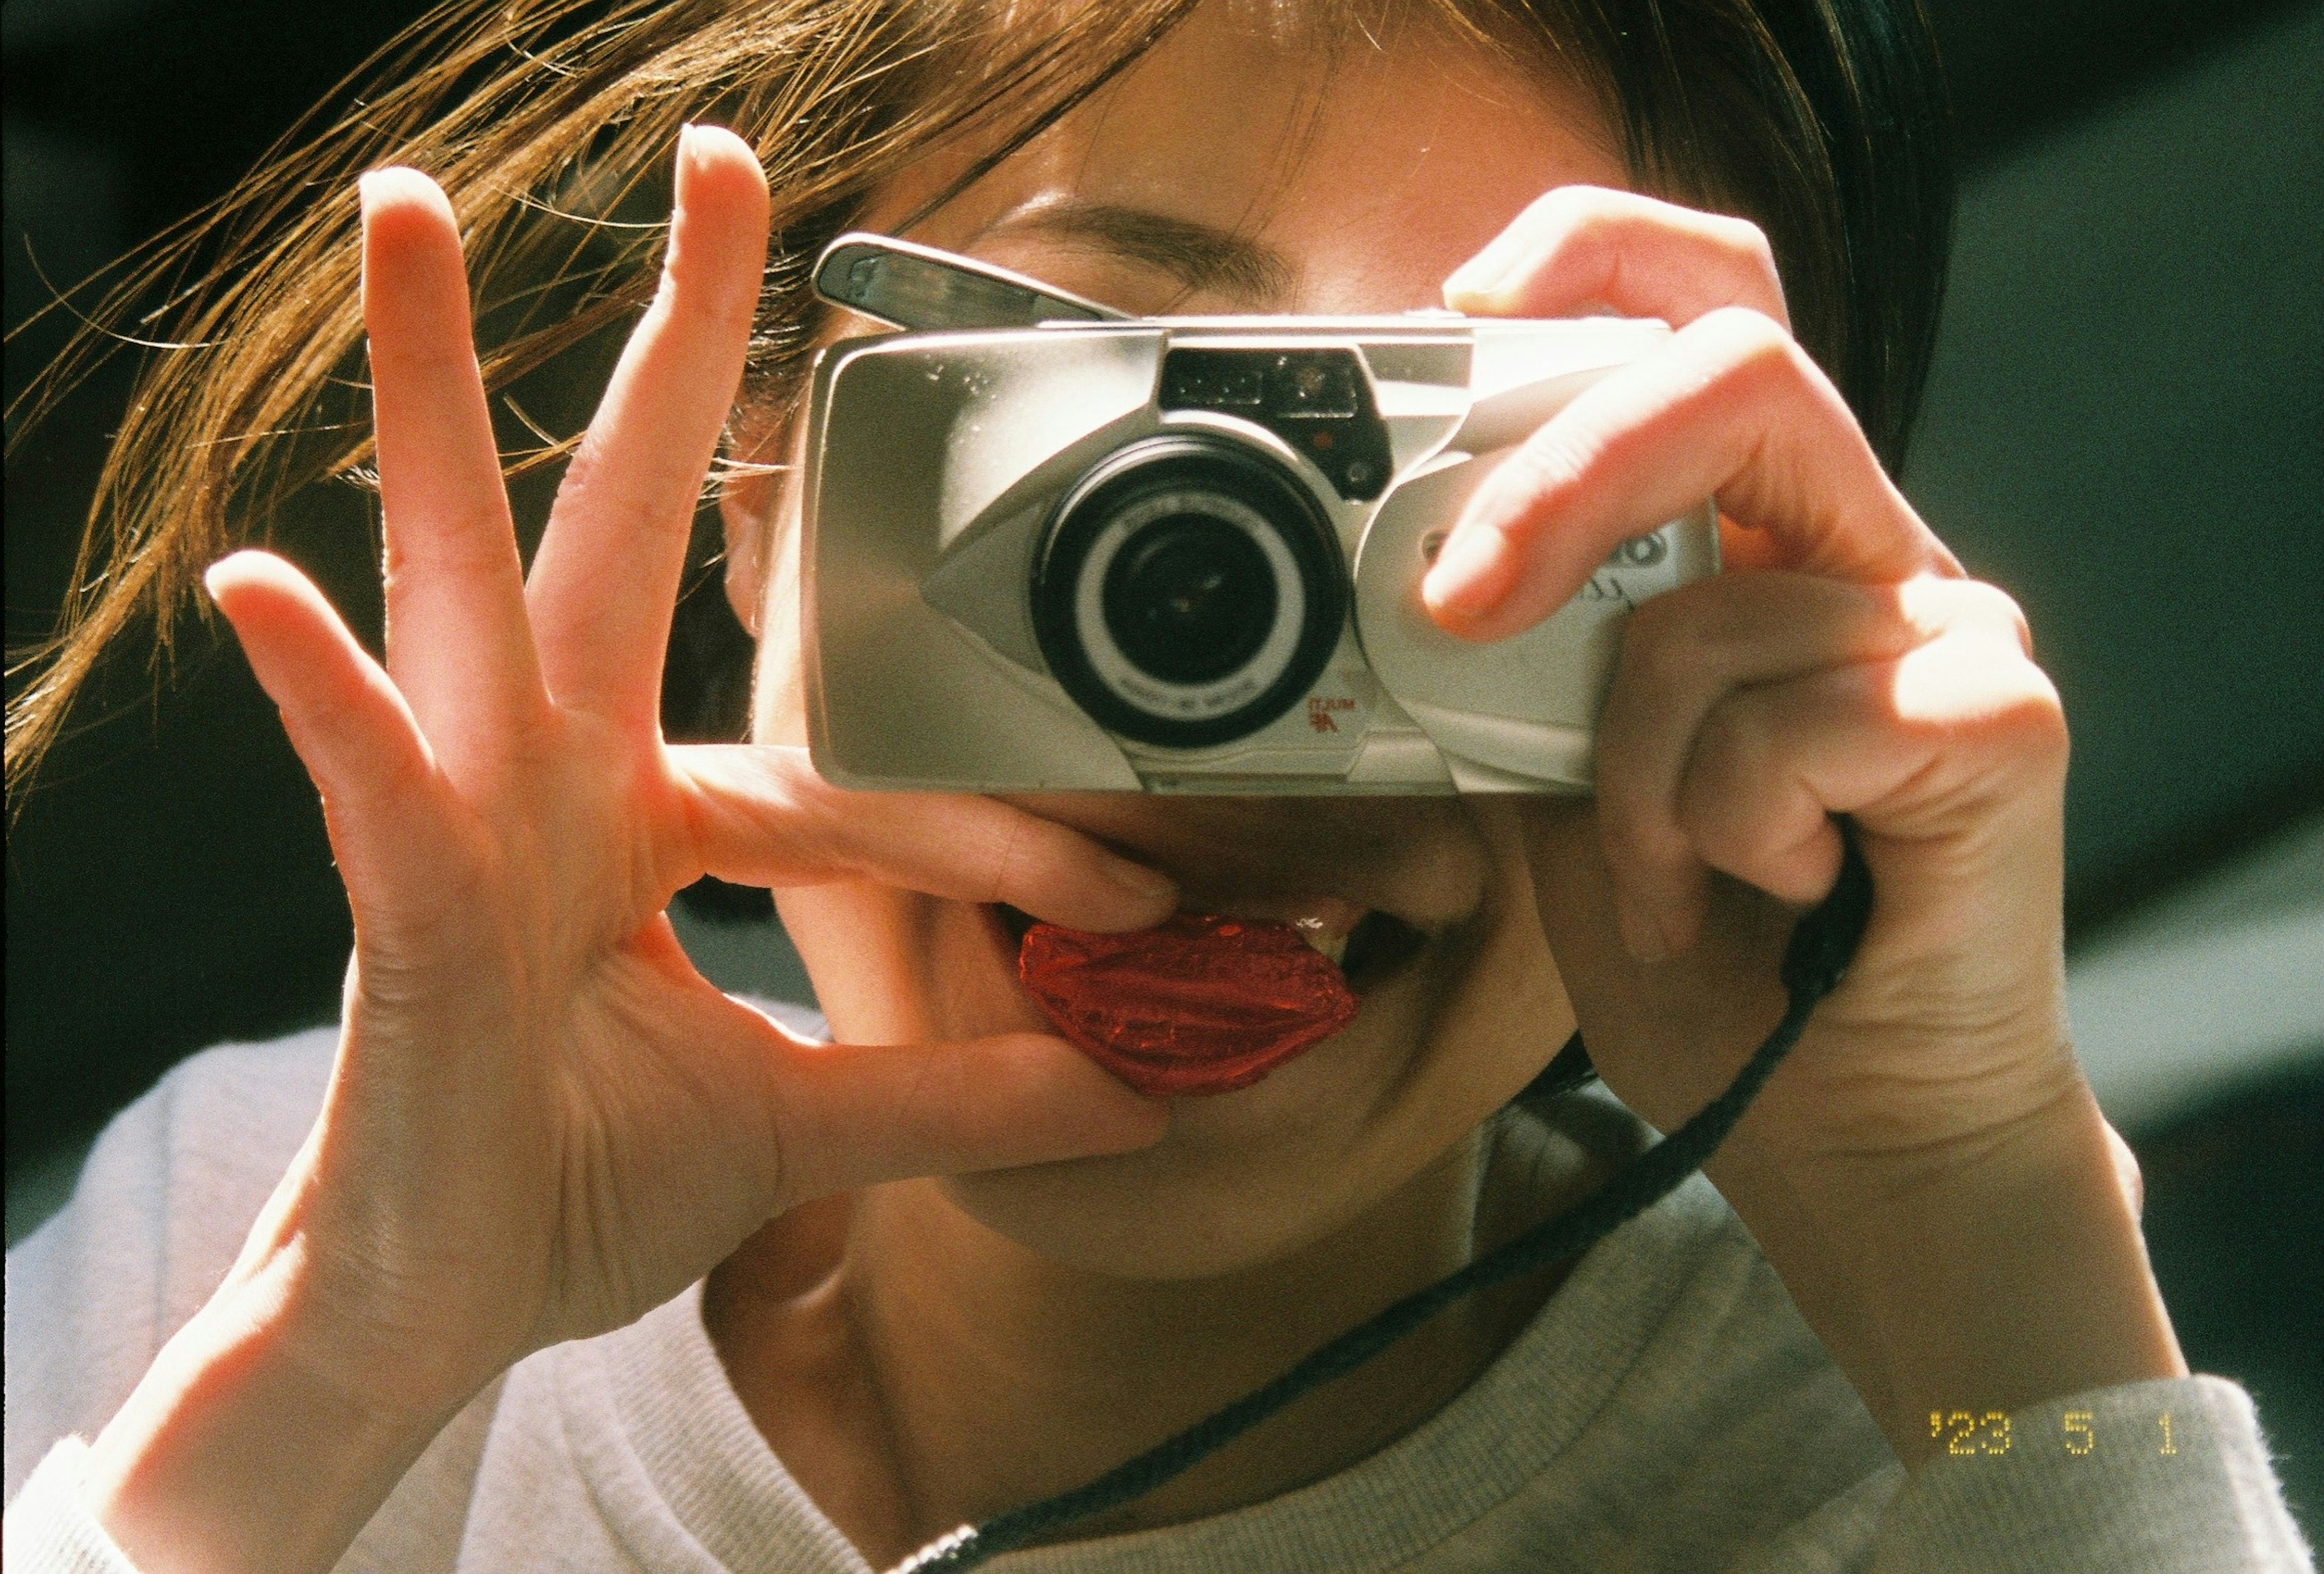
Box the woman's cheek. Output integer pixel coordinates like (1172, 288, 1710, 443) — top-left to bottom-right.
(774, 885, 949, 1046)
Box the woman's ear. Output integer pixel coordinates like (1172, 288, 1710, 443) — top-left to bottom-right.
(719, 464, 774, 636)
(721, 402, 812, 637)
(718, 411, 813, 747)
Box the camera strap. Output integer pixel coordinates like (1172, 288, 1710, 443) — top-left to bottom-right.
(898, 822, 1876, 1573)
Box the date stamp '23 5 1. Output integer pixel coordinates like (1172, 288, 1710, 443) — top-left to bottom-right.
(1933, 1409, 2183, 1458)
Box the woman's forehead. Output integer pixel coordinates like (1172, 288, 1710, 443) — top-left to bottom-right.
(865, 0, 1624, 316)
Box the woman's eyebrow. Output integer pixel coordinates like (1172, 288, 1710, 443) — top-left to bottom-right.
(974, 200, 1297, 308)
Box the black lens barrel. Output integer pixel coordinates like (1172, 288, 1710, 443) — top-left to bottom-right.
(1034, 434, 1346, 750)
(1100, 513, 1280, 686)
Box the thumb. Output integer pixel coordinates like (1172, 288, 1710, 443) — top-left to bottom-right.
(764, 1027, 1169, 1204)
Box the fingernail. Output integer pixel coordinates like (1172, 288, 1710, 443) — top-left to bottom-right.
(1443, 249, 1511, 305)
(1422, 524, 1512, 620)
(677, 122, 698, 164)
(1106, 861, 1177, 907)
(201, 550, 262, 605)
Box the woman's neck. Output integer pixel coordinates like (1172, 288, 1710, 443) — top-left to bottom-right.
(705, 1108, 1601, 1567)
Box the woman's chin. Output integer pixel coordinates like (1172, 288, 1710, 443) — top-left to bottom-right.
(793, 887, 1512, 1281)
(930, 921, 1457, 1280)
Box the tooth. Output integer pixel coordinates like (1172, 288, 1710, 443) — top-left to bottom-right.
(1295, 919, 1348, 967)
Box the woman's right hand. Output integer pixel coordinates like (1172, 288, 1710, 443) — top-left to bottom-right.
(79, 125, 1173, 1574)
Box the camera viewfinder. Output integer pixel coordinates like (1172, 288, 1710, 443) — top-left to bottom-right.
(1160, 348, 1392, 502)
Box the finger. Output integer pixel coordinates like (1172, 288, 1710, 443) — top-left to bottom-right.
(1444, 185, 1788, 328)
(526, 124, 770, 721)
(1420, 307, 1961, 641)
(1675, 629, 2066, 915)
(766, 1029, 1168, 1205)
(361, 168, 546, 771)
(1597, 574, 2030, 959)
(203, 551, 458, 907)
(675, 744, 1179, 931)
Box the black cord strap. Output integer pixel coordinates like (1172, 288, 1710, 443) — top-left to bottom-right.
(898, 828, 1875, 1573)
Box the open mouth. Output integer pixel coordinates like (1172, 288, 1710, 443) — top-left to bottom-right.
(993, 902, 1429, 1096)
(994, 903, 1425, 994)
(1336, 908, 1429, 993)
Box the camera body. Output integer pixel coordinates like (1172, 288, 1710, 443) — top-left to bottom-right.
(799, 236, 1717, 793)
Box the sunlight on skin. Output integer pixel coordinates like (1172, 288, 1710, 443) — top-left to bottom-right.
(717, 4, 2173, 1555)
(714, 12, 1631, 1555)
(74, 5, 2182, 1570)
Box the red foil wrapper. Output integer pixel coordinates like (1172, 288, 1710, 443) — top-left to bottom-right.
(1019, 913, 1359, 1097)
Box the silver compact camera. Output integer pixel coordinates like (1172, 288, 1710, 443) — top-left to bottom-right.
(799, 234, 1718, 793)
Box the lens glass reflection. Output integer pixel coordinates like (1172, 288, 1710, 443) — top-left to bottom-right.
(1102, 511, 1279, 684)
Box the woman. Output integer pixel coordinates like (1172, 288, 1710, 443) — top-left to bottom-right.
(4, 1, 2312, 1569)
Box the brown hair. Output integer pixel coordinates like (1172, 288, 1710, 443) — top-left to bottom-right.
(4, 0, 1951, 790)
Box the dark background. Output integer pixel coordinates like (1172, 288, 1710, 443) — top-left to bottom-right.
(7, 0, 2321, 1538)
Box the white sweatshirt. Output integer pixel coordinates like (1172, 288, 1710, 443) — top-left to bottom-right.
(5, 1023, 2315, 1573)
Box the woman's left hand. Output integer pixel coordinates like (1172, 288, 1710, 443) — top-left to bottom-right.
(1428, 187, 2184, 1465)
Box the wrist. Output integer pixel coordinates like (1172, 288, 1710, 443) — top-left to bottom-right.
(1710, 1078, 2186, 1469)
(85, 1248, 461, 1574)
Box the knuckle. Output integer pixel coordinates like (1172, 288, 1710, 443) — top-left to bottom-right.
(1991, 669, 2070, 762)
(668, 266, 760, 337)
(781, 773, 857, 873)
(1710, 318, 1840, 432)
(1557, 373, 1688, 487)
(1529, 182, 1617, 235)
(2104, 1123, 2146, 1219)
(978, 813, 1035, 907)
(1904, 574, 2027, 642)
(1502, 186, 1639, 291)
(1670, 310, 1807, 423)
(1491, 425, 1594, 514)
(1555, 189, 1640, 257)
(1960, 579, 2035, 654)
(1613, 634, 1698, 724)
(1722, 214, 1776, 268)
(1690, 690, 1779, 796)
(1698, 303, 1791, 355)
(1897, 637, 2070, 770)
(556, 426, 700, 529)
(382, 507, 512, 579)
(1620, 585, 1725, 683)
(1597, 781, 1687, 871)
(1619, 582, 1687, 648)
(1673, 764, 1748, 867)
(1693, 307, 1805, 393)
(1702, 211, 1776, 274)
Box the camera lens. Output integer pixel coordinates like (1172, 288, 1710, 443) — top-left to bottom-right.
(1034, 435, 1347, 750)
(1102, 514, 1278, 685)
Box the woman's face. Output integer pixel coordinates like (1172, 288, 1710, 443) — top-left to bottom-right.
(746, 2, 1629, 1277)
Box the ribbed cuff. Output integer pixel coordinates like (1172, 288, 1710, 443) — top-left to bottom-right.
(2, 1437, 143, 1574)
(1873, 1374, 2316, 1573)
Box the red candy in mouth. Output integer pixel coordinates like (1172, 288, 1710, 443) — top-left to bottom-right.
(1019, 913, 1359, 1097)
